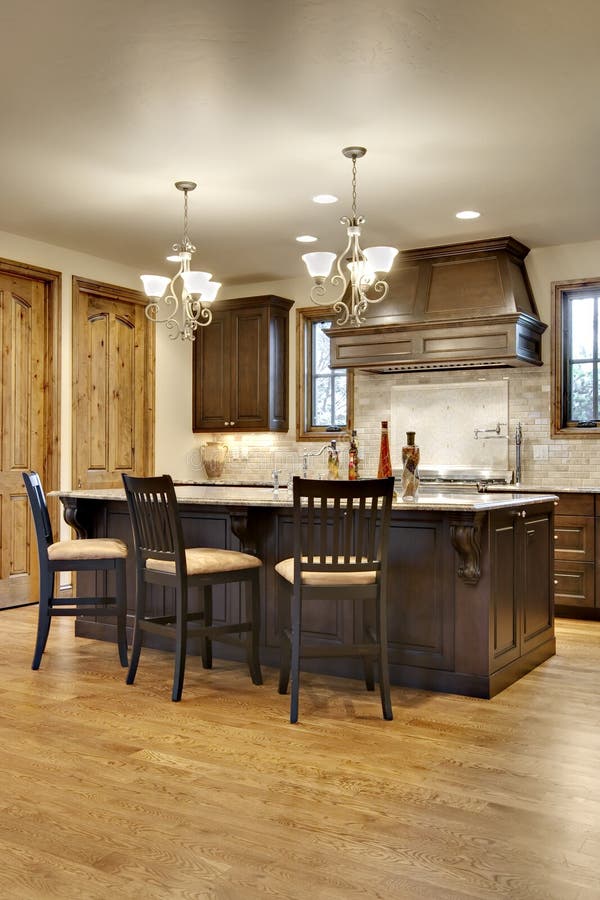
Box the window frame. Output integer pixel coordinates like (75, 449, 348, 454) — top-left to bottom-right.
(552, 277, 600, 437)
(296, 306, 354, 442)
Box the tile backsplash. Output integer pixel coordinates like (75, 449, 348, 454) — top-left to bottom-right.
(183, 366, 600, 489)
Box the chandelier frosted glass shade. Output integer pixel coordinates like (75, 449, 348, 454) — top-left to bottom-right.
(140, 274, 170, 299)
(181, 270, 211, 297)
(363, 245, 399, 273)
(140, 182, 221, 341)
(301, 147, 398, 328)
(301, 251, 336, 280)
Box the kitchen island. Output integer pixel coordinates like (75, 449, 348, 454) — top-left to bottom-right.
(57, 484, 558, 698)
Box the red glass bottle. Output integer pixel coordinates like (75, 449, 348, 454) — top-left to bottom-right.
(377, 421, 392, 479)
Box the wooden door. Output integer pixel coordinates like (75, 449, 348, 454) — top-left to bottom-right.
(72, 278, 154, 490)
(0, 263, 60, 604)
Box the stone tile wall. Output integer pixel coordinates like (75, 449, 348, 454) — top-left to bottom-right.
(185, 367, 600, 489)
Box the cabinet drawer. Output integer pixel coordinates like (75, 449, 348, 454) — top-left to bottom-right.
(554, 560, 595, 607)
(556, 493, 594, 516)
(554, 515, 595, 561)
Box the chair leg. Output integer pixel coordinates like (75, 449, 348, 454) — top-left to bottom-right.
(362, 625, 376, 692)
(172, 585, 187, 702)
(200, 585, 213, 669)
(289, 586, 302, 724)
(115, 559, 128, 668)
(376, 589, 393, 721)
(126, 572, 146, 686)
(247, 571, 262, 685)
(32, 570, 53, 670)
(277, 583, 291, 695)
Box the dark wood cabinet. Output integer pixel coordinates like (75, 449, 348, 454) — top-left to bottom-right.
(489, 502, 554, 673)
(553, 493, 597, 612)
(62, 493, 556, 699)
(192, 294, 292, 432)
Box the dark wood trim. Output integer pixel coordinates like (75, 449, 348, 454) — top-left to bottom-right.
(551, 276, 600, 438)
(296, 305, 354, 441)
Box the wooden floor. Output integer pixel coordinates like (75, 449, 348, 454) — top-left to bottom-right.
(1, 610, 599, 900)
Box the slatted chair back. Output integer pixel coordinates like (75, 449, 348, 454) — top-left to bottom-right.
(122, 474, 187, 577)
(292, 476, 395, 583)
(22, 471, 54, 558)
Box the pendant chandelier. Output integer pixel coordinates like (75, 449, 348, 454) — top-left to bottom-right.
(140, 181, 221, 341)
(301, 147, 399, 327)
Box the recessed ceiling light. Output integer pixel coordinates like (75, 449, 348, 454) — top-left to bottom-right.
(456, 210, 481, 220)
(313, 194, 338, 204)
(296, 234, 318, 243)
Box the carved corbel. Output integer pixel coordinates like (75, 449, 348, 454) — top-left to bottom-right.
(450, 512, 484, 584)
(230, 508, 257, 555)
(60, 496, 88, 539)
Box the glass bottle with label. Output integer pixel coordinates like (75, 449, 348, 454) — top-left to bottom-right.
(348, 430, 359, 480)
(401, 431, 420, 500)
(327, 439, 340, 480)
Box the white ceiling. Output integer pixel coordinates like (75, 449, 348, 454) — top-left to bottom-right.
(2, 0, 599, 287)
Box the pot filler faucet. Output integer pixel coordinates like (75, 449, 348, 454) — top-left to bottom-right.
(515, 422, 523, 484)
(302, 443, 331, 478)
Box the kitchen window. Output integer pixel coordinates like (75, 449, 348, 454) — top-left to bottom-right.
(553, 278, 600, 435)
(296, 306, 353, 441)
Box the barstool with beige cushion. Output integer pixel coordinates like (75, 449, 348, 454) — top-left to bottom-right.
(275, 476, 395, 724)
(122, 473, 263, 702)
(22, 471, 128, 670)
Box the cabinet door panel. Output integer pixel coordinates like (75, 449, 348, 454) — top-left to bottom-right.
(489, 512, 520, 670)
(231, 308, 268, 428)
(193, 312, 230, 430)
(385, 518, 454, 670)
(522, 513, 554, 651)
(554, 515, 594, 562)
(554, 560, 595, 608)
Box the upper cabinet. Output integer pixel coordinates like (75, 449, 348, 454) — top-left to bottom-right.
(193, 294, 293, 432)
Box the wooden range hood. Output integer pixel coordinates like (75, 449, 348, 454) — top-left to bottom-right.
(326, 236, 547, 372)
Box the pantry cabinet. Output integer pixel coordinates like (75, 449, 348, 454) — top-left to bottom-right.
(192, 295, 292, 432)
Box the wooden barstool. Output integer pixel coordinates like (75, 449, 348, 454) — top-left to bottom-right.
(276, 476, 395, 723)
(122, 474, 263, 701)
(22, 471, 128, 670)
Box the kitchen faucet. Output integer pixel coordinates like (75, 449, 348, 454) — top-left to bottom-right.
(302, 443, 330, 478)
(515, 422, 523, 484)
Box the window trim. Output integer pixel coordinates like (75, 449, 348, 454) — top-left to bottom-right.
(296, 305, 354, 442)
(552, 277, 600, 437)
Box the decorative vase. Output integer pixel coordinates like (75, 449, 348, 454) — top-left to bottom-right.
(377, 421, 393, 478)
(348, 430, 359, 480)
(401, 431, 420, 501)
(201, 442, 228, 480)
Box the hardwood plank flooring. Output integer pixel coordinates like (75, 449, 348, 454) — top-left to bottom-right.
(0, 608, 599, 899)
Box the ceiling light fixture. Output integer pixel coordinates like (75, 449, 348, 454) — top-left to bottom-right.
(296, 234, 318, 243)
(301, 147, 398, 327)
(456, 209, 480, 219)
(140, 181, 221, 341)
(312, 194, 338, 204)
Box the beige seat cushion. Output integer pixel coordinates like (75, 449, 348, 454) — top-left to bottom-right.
(146, 547, 262, 576)
(48, 538, 128, 561)
(275, 556, 377, 586)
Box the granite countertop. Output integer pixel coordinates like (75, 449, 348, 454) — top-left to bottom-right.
(55, 485, 558, 513)
(484, 484, 600, 494)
